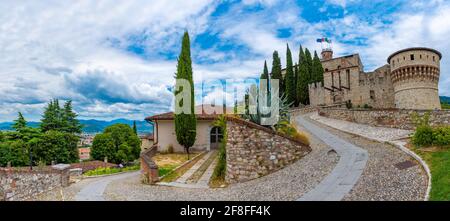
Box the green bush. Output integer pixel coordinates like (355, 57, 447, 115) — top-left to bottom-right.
(432, 126, 450, 146)
(212, 115, 227, 180)
(412, 125, 434, 147)
(84, 164, 140, 176)
(91, 124, 141, 164)
(345, 100, 353, 109)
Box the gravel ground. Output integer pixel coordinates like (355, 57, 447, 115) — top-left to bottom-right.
(102, 130, 339, 201)
(304, 114, 427, 201)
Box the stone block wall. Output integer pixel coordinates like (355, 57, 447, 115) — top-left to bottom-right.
(225, 117, 311, 184)
(318, 108, 450, 130)
(0, 165, 70, 201)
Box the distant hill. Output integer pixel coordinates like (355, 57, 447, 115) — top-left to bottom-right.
(0, 119, 152, 134)
(440, 96, 450, 104)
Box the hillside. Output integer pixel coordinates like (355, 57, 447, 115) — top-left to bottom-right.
(0, 119, 152, 134)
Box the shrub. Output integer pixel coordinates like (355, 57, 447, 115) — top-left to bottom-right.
(276, 120, 309, 145)
(412, 125, 434, 147)
(91, 124, 141, 164)
(212, 115, 227, 180)
(345, 100, 353, 109)
(432, 126, 450, 147)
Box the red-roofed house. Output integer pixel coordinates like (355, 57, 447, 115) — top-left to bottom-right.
(145, 105, 232, 153)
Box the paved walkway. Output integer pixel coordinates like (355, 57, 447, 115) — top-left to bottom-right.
(309, 113, 412, 142)
(74, 171, 140, 201)
(296, 115, 368, 201)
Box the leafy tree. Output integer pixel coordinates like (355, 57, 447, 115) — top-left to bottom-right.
(91, 124, 141, 164)
(34, 130, 79, 164)
(0, 140, 29, 167)
(312, 50, 324, 85)
(12, 112, 27, 131)
(285, 44, 296, 106)
(91, 133, 116, 163)
(62, 100, 82, 134)
(174, 31, 197, 159)
(133, 121, 137, 135)
(270, 51, 283, 96)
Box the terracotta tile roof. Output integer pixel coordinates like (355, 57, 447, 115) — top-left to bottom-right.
(145, 105, 232, 121)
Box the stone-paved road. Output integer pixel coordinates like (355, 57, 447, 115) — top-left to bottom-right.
(296, 115, 368, 201)
(74, 171, 140, 201)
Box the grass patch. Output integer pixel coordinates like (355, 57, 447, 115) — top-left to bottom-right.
(152, 152, 199, 177)
(159, 152, 205, 182)
(84, 164, 140, 176)
(411, 145, 450, 201)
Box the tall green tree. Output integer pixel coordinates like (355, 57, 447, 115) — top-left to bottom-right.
(40, 99, 63, 132)
(285, 44, 296, 106)
(133, 121, 137, 135)
(270, 51, 283, 96)
(260, 60, 270, 105)
(91, 124, 141, 164)
(12, 112, 27, 131)
(297, 47, 309, 105)
(294, 63, 299, 106)
(174, 31, 197, 159)
(305, 48, 313, 84)
(62, 100, 82, 134)
(312, 50, 324, 85)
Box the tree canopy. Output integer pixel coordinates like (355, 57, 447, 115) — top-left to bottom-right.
(174, 31, 197, 158)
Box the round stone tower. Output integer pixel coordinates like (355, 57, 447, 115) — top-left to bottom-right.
(388, 47, 442, 110)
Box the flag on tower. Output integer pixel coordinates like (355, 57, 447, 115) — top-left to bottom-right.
(317, 37, 332, 43)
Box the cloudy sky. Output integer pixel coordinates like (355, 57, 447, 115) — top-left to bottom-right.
(0, 0, 449, 122)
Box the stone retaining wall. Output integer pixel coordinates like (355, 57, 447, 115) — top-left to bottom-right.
(0, 165, 70, 201)
(318, 108, 450, 130)
(225, 117, 311, 184)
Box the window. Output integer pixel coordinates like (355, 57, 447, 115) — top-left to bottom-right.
(403, 56, 405, 60)
(325, 68, 328, 72)
(370, 90, 375, 100)
(420, 54, 422, 59)
(433, 56, 435, 61)
(410, 54, 414, 60)
(346, 69, 351, 88)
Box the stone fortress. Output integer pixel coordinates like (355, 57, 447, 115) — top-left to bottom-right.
(307, 47, 442, 110)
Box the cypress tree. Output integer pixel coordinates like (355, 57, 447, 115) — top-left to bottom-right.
(270, 51, 283, 96)
(12, 112, 27, 131)
(260, 60, 270, 104)
(297, 46, 309, 105)
(312, 51, 324, 85)
(133, 121, 137, 135)
(294, 63, 299, 106)
(285, 44, 295, 106)
(304, 48, 313, 84)
(174, 31, 196, 159)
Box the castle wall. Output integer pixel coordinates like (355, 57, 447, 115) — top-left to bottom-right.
(308, 47, 441, 110)
(388, 48, 441, 110)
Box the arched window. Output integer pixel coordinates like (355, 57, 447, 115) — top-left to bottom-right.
(210, 127, 223, 149)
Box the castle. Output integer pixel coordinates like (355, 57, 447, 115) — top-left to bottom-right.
(307, 47, 442, 110)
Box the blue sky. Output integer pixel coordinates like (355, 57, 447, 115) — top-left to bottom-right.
(0, 0, 449, 121)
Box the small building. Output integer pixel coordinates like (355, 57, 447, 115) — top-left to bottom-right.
(145, 105, 231, 153)
(78, 148, 91, 161)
